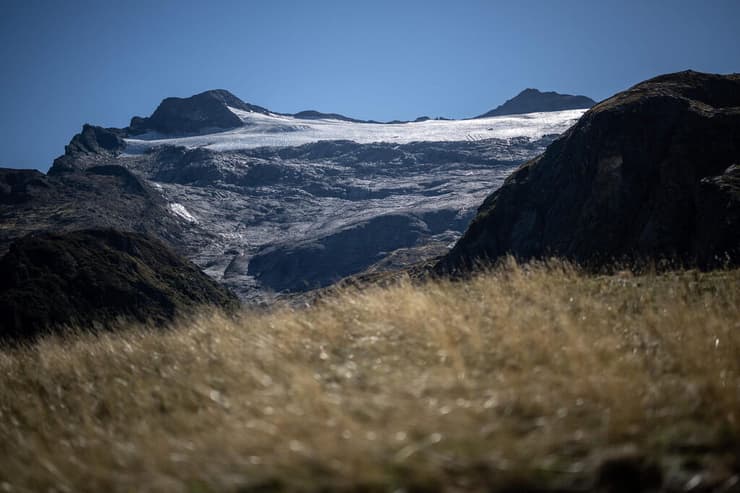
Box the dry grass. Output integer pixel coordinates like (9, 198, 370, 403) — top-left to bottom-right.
(0, 260, 739, 492)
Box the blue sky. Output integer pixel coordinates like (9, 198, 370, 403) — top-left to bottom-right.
(1, 0, 739, 171)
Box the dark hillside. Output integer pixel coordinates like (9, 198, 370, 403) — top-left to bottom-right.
(441, 70, 740, 272)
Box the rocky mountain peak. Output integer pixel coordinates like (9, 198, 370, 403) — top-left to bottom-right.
(128, 89, 270, 136)
(477, 88, 596, 118)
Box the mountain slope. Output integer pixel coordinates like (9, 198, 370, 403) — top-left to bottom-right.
(439, 70, 740, 272)
(477, 88, 596, 118)
(0, 165, 185, 255)
(0, 229, 238, 341)
(5, 88, 586, 301)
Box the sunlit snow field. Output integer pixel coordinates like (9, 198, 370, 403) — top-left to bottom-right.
(123, 107, 586, 153)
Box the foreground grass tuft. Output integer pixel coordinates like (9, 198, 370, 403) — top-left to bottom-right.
(1, 261, 739, 492)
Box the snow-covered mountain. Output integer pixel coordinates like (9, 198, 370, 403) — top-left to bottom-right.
(123, 105, 584, 153)
(5, 90, 587, 301)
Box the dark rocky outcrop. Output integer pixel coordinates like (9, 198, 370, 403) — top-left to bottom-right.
(439, 71, 740, 272)
(0, 168, 53, 205)
(64, 124, 126, 155)
(0, 229, 238, 342)
(50, 124, 127, 174)
(0, 165, 186, 257)
(128, 89, 268, 135)
(248, 213, 438, 292)
(477, 88, 596, 118)
(695, 164, 740, 263)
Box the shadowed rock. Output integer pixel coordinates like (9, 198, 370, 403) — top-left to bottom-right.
(128, 89, 268, 135)
(49, 124, 127, 174)
(0, 165, 185, 256)
(0, 229, 238, 342)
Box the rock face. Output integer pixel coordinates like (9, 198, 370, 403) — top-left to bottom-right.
(440, 71, 740, 271)
(0, 168, 53, 205)
(248, 212, 468, 292)
(128, 89, 269, 135)
(477, 88, 596, 118)
(0, 229, 238, 342)
(50, 125, 127, 174)
(135, 136, 564, 300)
(0, 165, 185, 256)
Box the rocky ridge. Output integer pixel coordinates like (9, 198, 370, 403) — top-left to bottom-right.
(477, 88, 596, 118)
(0, 165, 184, 256)
(0, 229, 238, 341)
(440, 70, 740, 272)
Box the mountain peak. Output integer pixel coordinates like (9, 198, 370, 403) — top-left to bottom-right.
(477, 89, 596, 118)
(196, 88, 239, 98)
(128, 89, 270, 136)
(184, 89, 265, 112)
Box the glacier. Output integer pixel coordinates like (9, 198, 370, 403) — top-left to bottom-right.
(123, 108, 585, 154)
(110, 108, 584, 300)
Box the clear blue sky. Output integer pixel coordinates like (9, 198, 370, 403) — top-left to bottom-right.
(1, 0, 738, 171)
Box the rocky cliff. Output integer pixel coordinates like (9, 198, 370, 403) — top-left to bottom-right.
(0, 165, 185, 256)
(440, 70, 740, 271)
(128, 89, 270, 135)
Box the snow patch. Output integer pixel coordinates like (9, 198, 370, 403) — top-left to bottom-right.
(168, 203, 198, 223)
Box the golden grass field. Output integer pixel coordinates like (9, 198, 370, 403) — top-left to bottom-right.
(1, 260, 738, 492)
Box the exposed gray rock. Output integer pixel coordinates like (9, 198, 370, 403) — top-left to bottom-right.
(247, 212, 457, 292)
(117, 136, 556, 300)
(0, 165, 185, 256)
(128, 89, 270, 135)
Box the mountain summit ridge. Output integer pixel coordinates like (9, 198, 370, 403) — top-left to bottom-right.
(128, 89, 271, 136)
(476, 88, 596, 118)
(117, 87, 598, 137)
